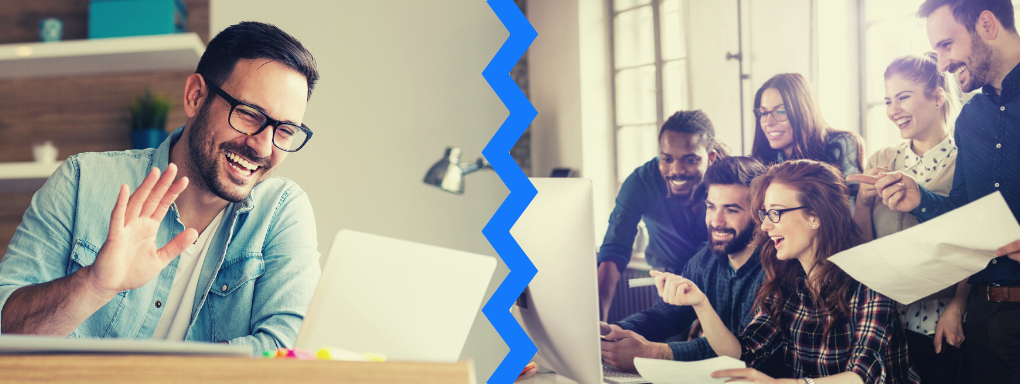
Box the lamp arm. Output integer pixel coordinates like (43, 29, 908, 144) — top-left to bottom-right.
(460, 157, 492, 175)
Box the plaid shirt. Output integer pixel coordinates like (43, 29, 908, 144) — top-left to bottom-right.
(738, 272, 920, 384)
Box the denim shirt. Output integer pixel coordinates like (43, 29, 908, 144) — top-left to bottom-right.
(0, 127, 321, 353)
(598, 157, 708, 272)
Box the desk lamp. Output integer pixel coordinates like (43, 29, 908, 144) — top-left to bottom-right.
(423, 147, 491, 194)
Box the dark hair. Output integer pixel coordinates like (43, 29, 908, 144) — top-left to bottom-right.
(750, 160, 864, 339)
(918, 0, 1016, 34)
(660, 110, 729, 157)
(885, 52, 962, 124)
(196, 21, 319, 100)
(751, 73, 864, 173)
(703, 156, 766, 189)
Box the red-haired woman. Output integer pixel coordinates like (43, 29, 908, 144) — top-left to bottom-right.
(651, 160, 919, 384)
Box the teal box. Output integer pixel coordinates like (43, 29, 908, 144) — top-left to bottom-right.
(89, 0, 188, 39)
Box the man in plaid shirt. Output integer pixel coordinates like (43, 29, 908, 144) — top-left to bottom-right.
(600, 157, 769, 372)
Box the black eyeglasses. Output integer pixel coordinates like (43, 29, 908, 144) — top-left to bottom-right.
(753, 106, 788, 123)
(206, 82, 313, 152)
(758, 206, 808, 223)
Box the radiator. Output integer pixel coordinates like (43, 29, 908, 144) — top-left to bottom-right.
(606, 267, 660, 323)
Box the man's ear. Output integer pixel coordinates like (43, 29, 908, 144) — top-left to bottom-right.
(708, 150, 718, 164)
(977, 10, 999, 40)
(183, 73, 207, 119)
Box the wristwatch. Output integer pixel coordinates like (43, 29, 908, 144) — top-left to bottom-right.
(803, 378, 816, 384)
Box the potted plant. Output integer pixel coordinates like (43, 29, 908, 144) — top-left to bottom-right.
(129, 89, 171, 149)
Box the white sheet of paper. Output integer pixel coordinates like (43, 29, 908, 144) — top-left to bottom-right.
(633, 356, 746, 384)
(829, 191, 1020, 304)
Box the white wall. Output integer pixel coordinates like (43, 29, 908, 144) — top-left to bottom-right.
(530, 0, 616, 245)
(530, 0, 582, 179)
(212, 1, 510, 381)
(688, 1, 743, 155)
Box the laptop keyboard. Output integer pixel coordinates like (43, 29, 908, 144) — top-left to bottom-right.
(602, 363, 650, 384)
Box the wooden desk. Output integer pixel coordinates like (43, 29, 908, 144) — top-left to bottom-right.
(0, 355, 475, 384)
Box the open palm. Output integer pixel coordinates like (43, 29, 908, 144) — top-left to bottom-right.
(86, 165, 198, 296)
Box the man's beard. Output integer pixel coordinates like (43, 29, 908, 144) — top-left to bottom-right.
(186, 103, 272, 203)
(957, 31, 995, 93)
(708, 220, 756, 258)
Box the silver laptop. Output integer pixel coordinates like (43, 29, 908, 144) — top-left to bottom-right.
(0, 334, 251, 356)
(511, 178, 649, 384)
(295, 229, 495, 362)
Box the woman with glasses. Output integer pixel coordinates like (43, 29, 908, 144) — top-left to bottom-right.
(850, 53, 965, 384)
(651, 160, 919, 384)
(751, 74, 864, 184)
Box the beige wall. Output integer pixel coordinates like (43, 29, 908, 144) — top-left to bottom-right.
(212, 1, 511, 381)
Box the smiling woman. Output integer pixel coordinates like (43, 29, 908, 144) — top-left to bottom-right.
(750, 74, 865, 187)
(652, 160, 920, 384)
(851, 52, 965, 384)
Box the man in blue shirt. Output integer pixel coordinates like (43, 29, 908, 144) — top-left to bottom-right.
(599, 156, 766, 371)
(597, 111, 724, 320)
(860, 1, 1020, 382)
(0, 22, 320, 353)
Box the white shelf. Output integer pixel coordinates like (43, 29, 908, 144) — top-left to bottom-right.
(0, 33, 205, 80)
(0, 161, 61, 193)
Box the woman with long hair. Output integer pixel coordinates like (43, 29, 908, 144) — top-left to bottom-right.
(751, 73, 865, 181)
(850, 52, 966, 384)
(652, 160, 919, 384)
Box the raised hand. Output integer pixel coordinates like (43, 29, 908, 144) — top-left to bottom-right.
(84, 164, 198, 298)
(847, 171, 921, 213)
(650, 270, 705, 307)
(850, 166, 888, 207)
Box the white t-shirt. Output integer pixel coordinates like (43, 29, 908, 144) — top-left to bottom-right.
(151, 210, 225, 341)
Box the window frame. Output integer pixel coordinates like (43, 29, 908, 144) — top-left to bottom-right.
(607, 0, 693, 188)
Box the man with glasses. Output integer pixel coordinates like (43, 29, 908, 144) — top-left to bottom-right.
(0, 22, 319, 353)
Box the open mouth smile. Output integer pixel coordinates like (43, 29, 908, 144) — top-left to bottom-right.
(225, 151, 260, 178)
(713, 229, 734, 240)
(894, 116, 912, 129)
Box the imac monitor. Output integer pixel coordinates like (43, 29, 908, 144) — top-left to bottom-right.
(511, 178, 647, 384)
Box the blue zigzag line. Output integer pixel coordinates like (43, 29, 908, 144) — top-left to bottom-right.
(480, 0, 538, 383)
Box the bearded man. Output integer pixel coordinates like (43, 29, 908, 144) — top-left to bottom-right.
(599, 157, 768, 371)
(0, 21, 319, 354)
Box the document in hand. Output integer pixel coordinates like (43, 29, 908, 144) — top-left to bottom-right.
(633, 356, 746, 384)
(829, 191, 1020, 304)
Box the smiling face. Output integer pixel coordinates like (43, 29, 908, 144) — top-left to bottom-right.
(705, 184, 755, 257)
(758, 88, 794, 154)
(658, 130, 713, 200)
(885, 74, 943, 141)
(927, 5, 994, 93)
(760, 183, 817, 263)
(187, 60, 308, 202)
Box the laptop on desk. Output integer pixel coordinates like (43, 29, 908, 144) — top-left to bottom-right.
(510, 178, 650, 384)
(296, 229, 496, 363)
(1, 229, 495, 363)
